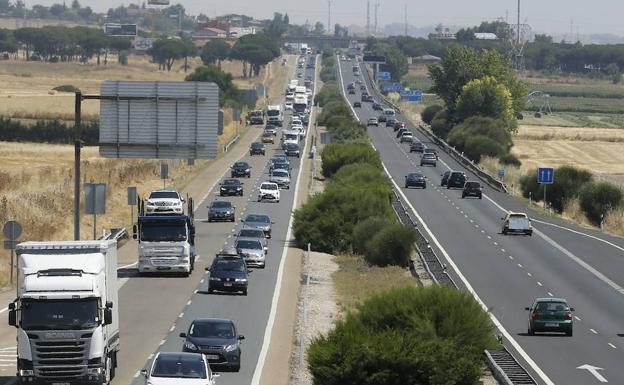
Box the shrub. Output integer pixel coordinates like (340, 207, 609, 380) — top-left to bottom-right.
(52, 84, 80, 93)
(118, 51, 128, 65)
(462, 135, 504, 162)
(308, 286, 498, 385)
(352, 216, 393, 255)
(519, 166, 593, 213)
(364, 224, 416, 267)
(314, 82, 341, 107)
(430, 109, 452, 139)
(579, 182, 623, 225)
(322, 143, 381, 178)
(519, 169, 541, 201)
(446, 116, 512, 162)
(499, 152, 521, 167)
(421, 104, 443, 125)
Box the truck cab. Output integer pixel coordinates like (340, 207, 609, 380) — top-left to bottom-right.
(9, 240, 119, 385)
(266, 105, 283, 127)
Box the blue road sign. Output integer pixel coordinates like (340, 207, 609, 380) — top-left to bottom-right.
(537, 167, 554, 184)
(498, 169, 505, 178)
(381, 83, 403, 92)
(376, 71, 391, 81)
(399, 89, 423, 102)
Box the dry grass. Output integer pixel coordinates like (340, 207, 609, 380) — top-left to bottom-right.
(516, 125, 624, 142)
(0, 18, 90, 29)
(332, 254, 417, 313)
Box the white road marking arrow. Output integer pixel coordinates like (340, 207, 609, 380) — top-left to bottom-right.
(577, 364, 608, 382)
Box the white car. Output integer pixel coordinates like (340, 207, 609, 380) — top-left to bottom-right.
(284, 102, 293, 111)
(285, 92, 295, 100)
(145, 189, 184, 215)
(142, 352, 218, 385)
(291, 118, 303, 126)
(258, 182, 280, 202)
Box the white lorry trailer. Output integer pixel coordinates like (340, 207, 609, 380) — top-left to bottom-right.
(9, 240, 120, 385)
(266, 104, 283, 127)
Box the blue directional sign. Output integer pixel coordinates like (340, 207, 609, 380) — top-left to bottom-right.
(381, 83, 403, 92)
(399, 89, 423, 102)
(376, 71, 391, 81)
(498, 169, 505, 178)
(537, 167, 554, 184)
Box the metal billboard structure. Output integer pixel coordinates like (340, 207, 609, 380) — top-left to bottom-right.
(104, 23, 137, 36)
(99, 81, 219, 159)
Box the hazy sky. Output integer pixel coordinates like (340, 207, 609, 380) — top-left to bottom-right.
(24, 0, 624, 35)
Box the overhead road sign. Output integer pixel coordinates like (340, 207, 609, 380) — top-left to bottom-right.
(382, 83, 403, 92)
(148, 0, 170, 4)
(537, 167, 554, 184)
(104, 23, 137, 37)
(362, 55, 386, 63)
(399, 89, 423, 102)
(376, 71, 391, 81)
(99, 81, 219, 159)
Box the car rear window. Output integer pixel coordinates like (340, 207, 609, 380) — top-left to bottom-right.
(465, 182, 480, 188)
(536, 302, 568, 311)
(212, 201, 232, 208)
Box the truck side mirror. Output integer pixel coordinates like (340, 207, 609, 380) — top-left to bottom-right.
(132, 225, 138, 240)
(104, 308, 113, 325)
(8, 309, 16, 327)
(140, 369, 148, 378)
(106, 301, 113, 309)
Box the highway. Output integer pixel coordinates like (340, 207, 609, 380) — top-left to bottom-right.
(336, 55, 624, 385)
(0, 54, 317, 385)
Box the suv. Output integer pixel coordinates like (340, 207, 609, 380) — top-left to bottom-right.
(386, 118, 397, 128)
(405, 172, 426, 189)
(410, 142, 425, 153)
(207, 200, 235, 222)
(353, 101, 362, 108)
(377, 114, 387, 123)
(423, 148, 438, 159)
(396, 128, 408, 138)
(207, 251, 249, 295)
(258, 182, 280, 202)
(447, 171, 466, 189)
(284, 143, 300, 158)
(372, 102, 383, 111)
(145, 189, 184, 215)
(525, 298, 574, 336)
(462, 181, 482, 199)
(393, 121, 405, 131)
(219, 179, 243, 197)
(179, 319, 245, 371)
(247, 110, 264, 125)
(420, 153, 437, 167)
(231, 161, 251, 178)
(250, 142, 266, 156)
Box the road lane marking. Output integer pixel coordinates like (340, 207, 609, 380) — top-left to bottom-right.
(517, 263, 523, 268)
(548, 292, 554, 297)
(527, 272, 532, 277)
(575, 316, 581, 321)
(590, 329, 598, 334)
(608, 343, 616, 349)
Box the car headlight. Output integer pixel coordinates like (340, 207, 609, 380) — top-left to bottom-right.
(209, 277, 220, 281)
(237, 187, 242, 190)
(245, 169, 250, 172)
(235, 278, 247, 282)
(225, 343, 238, 352)
(184, 341, 198, 351)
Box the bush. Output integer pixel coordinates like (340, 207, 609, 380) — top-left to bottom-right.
(462, 135, 504, 162)
(519, 166, 593, 213)
(52, 84, 80, 93)
(308, 286, 498, 385)
(118, 51, 128, 65)
(447, 116, 512, 162)
(352, 217, 393, 255)
(579, 182, 623, 225)
(0, 117, 98, 145)
(322, 143, 381, 178)
(421, 104, 443, 125)
(314, 82, 341, 107)
(499, 152, 521, 167)
(364, 224, 417, 267)
(430, 109, 452, 139)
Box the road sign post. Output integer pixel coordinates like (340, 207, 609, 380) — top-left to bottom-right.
(128, 187, 137, 227)
(84, 183, 106, 240)
(3, 220, 22, 285)
(161, 163, 169, 188)
(537, 167, 554, 209)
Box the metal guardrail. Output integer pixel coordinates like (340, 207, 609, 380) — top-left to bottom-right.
(223, 133, 241, 153)
(100, 228, 128, 242)
(485, 348, 537, 385)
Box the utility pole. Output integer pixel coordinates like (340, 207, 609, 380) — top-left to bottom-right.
(373, 2, 379, 33)
(327, 0, 331, 35)
(366, 1, 370, 36)
(516, 0, 520, 48)
(404, 4, 407, 36)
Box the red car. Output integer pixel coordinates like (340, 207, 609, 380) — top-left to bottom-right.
(394, 121, 405, 130)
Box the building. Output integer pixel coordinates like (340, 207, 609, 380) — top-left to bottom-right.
(408, 55, 441, 64)
(191, 28, 228, 47)
(474, 32, 499, 40)
(432, 24, 456, 40)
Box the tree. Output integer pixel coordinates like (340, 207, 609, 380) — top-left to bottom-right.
(456, 76, 515, 130)
(308, 286, 498, 385)
(185, 65, 243, 108)
(371, 43, 408, 81)
(446, 116, 512, 162)
(230, 33, 279, 78)
(0, 0, 11, 12)
(107, 36, 132, 64)
(312, 21, 325, 35)
(71, 0, 80, 10)
(579, 182, 623, 225)
(455, 28, 475, 42)
(265, 12, 287, 39)
(148, 38, 187, 71)
(200, 39, 230, 68)
(49, 3, 65, 17)
(421, 105, 443, 125)
(14, 27, 41, 60)
(605, 63, 622, 84)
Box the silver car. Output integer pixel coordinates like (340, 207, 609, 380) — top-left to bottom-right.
(242, 214, 273, 238)
(235, 239, 266, 268)
(236, 228, 268, 253)
(269, 169, 291, 189)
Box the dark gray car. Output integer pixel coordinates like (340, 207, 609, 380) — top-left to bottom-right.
(242, 214, 273, 238)
(208, 201, 235, 222)
(180, 318, 245, 372)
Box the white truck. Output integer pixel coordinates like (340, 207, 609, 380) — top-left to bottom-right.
(9, 240, 120, 385)
(266, 104, 283, 127)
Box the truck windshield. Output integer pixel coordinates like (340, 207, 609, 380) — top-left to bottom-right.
(141, 222, 187, 242)
(267, 110, 279, 116)
(21, 298, 99, 330)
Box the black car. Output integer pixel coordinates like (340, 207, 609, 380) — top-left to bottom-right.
(353, 101, 362, 108)
(410, 142, 425, 153)
(219, 179, 243, 197)
(361, 93, 369, 102)
(348, 88, 356, 95)
(284, 143, 300, 158)
(386, 118, 396, 127)
(247, 110, 264, 125)
(447, 171, 467, 189)
(231, 161, 251, 178)
(249, 142, 266, 156)
(462, 181, 482, 199)
(378, 114, 387, 123)
(208, 200, 235, 222)
(360, 85, 367, 91)
(405, 172, 427, 189)
(441, 170, 451, 186)
(372, 102, 383, 111)
(206, 254, 249, 295)
(180, 318, 245, 372)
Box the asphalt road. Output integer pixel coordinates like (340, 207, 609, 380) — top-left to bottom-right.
(0, 55, 317, 385)
(337, 56, 624, 385)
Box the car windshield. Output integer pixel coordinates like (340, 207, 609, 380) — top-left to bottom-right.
(252, 143, 263, 148)
(234, 162, 248, 168)
(535, 302, 568, 311)
(239, 229, 264, 238)
(149, 191, 179, 199)
(237, 240, 262, 249)
(509, 216, 530, 229)
(222, 180, 239, 186)
(213, 258, 246, 272)
(189, 321, 235, 339)
(424, 154, 436, 158)
(20, 298, 99, 330)
(273, 171, 288, 177)
(286, 144, 299, 150)
(151, 355, 207, 379)
(212, 201, 232, 209)
(261, 184, 278, 190)
(246, 215, 270, 223)
(140, 222, 187, 242)
(408, 173, 423, 178)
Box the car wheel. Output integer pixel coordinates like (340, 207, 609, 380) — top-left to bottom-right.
(423, 184, 427, 189)
(461, 194, 465, 198)
(231, 363, 241, 372)
(502, 228, 508, 235)
(208, 287, 214, 294)
(405, 184, 408, 189)
(242, 288, 248, 296)
(566, 329, 573, 337)
(248, 174, 251, 178)
(528, 327, 534, 336)
(479, 195, 482, 199)
(208, 218, 212, 223)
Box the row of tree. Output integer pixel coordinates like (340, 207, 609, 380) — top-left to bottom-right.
(0, 0, 99, 23)
(0, 26, 131, 64)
